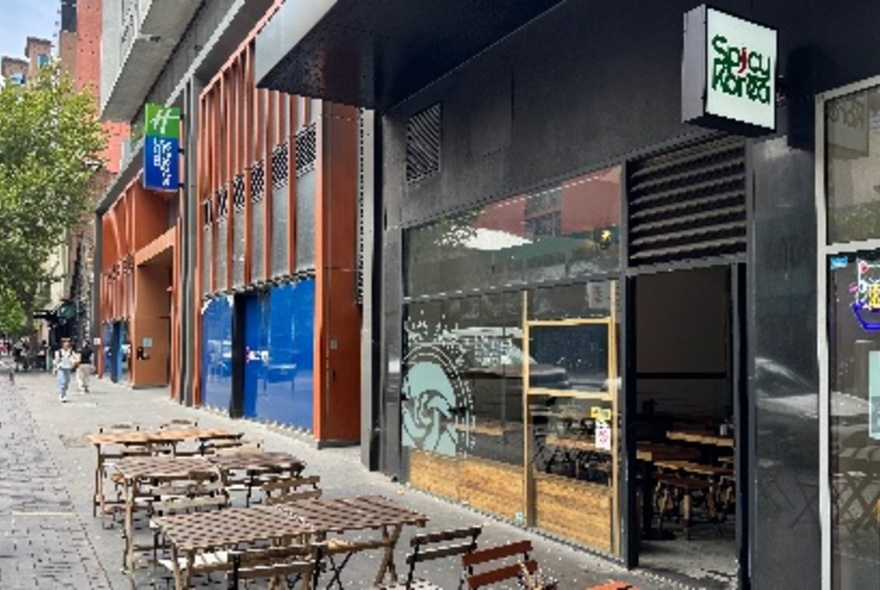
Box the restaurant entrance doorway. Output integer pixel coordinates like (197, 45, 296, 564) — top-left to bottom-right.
(628, 263, 746, 587)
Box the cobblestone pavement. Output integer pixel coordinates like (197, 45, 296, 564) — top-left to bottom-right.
(0, 367, 112, 589)
(0, 367, 681, 590)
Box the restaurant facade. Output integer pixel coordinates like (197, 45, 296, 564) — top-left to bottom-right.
(254, 0, 880, 588)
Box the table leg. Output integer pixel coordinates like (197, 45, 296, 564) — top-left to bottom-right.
(93, 446, 102, 517)
(170, 544, 183, 590)
(374, 524, 404, 586)
(123, 479, 134, 572)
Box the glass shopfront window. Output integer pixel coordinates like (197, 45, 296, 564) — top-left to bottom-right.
(406, 167, 622, 297)
(402, 167, 622, 555)
(826, 87, 880, 244)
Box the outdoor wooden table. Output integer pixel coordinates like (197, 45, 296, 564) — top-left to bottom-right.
(273, 495, 428, 587)
(114, 455, 220, 573)
(153, 505, 315, 590)
(206, 450, 307, 506)
(87, 428, 238, 518)
(666, 429, 734, 448)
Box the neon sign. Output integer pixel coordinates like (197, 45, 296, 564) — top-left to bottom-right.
(850, 259, 880, 331)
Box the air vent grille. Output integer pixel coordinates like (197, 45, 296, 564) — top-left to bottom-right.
(217, 187, 229, 219)
(251, 160, 265, 202)
(233, 174, 245, 212)
(272, 143, 289, 191)
(295, 124, 317, 176)
(406, 104, 441, 183)
(627, 135, 746, 265)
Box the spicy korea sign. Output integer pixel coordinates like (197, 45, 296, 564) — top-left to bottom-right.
(682, 6, 777, 133)
(143, 104, 181, 191)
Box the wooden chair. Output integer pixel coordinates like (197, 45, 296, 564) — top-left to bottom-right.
(151, 476, 229, 585)
(263, 475, 323, 506)
(159, 418, 199, 429)
(462, 540, 538, 589)
(381, 525, 482, 590)
(228, 544, 321, 590)
(97, 423, 151, 526)
(198, 433, 254, 455)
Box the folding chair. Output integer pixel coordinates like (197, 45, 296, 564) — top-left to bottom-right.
(263, 475, 323, 505)
(381, 525, 482, 590)
(228, 544, 321, 590)
(462, 540, 538, 589)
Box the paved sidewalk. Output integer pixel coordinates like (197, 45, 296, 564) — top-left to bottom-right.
(2, 369, 678, 589)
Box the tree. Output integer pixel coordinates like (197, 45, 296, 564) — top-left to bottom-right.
(0, 63, 106, 337)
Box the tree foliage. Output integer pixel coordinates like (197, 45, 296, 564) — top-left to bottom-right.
(0, 63, 106, 327)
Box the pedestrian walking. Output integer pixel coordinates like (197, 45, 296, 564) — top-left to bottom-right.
(53, 338, 76, 403)
(76, 341, 93, 394)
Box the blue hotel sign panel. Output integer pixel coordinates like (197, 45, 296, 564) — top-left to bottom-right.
(682, 5, 777, 135)
(143, 104, 181, 191)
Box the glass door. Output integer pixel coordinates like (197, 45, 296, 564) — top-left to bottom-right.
(827, 252, 880, 589)
(524, 281, 621, 555)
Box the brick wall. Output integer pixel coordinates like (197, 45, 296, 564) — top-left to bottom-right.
(76, 0, 129, 174)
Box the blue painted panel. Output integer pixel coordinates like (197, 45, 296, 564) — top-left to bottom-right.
(111, 322, 122, 382)
(260, 280, 314, 431)
(201, 297, 233, 411)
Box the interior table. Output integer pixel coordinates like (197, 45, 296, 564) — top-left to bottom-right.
(273, 495, 428, 587)
(87, 428, 238, 518)
(113, 455, 220, 573)
(154, 505, 315, 590)
(666, 429, 734, 448)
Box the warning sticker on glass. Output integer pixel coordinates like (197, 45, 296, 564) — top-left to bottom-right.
(595, 420, 612, 451)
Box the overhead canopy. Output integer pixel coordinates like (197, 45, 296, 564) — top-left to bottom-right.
(255, 0, 564, 111)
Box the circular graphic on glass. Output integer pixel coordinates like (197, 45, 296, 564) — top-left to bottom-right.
(402, 314, 474, 457)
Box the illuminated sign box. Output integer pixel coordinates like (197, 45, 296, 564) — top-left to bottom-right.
(143, 103, 181, 192)
(682, 5, 777, 134)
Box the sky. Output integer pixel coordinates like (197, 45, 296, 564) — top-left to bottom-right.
(0, 0, 58, 61)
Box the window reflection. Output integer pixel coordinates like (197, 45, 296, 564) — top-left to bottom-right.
(406, 167, 621, 296)
(826, 87, 880, 244)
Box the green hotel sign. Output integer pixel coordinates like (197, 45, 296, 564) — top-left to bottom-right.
(683, 6, 777, 133)
(145, 103, 181, 138)
(143, 104, 181, 191)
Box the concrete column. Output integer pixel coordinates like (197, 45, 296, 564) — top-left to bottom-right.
(359, 109, 380, 470)
(181, 76, 203, 406)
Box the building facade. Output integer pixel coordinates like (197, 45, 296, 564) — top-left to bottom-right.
(195, 29, 361, 443)
(255, 1, 880, 588)
(96, 0, 362, 445)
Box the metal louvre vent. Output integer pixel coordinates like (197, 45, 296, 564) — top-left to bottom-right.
(406, 103, 441, 183)
(217, 187, 229, 219)
(295, 124, 317, 177)
(233, 174, 245, 212)
(271, 143, 289, 190)
(251, 160, 265, 202)
(627, 135, 746, 266)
